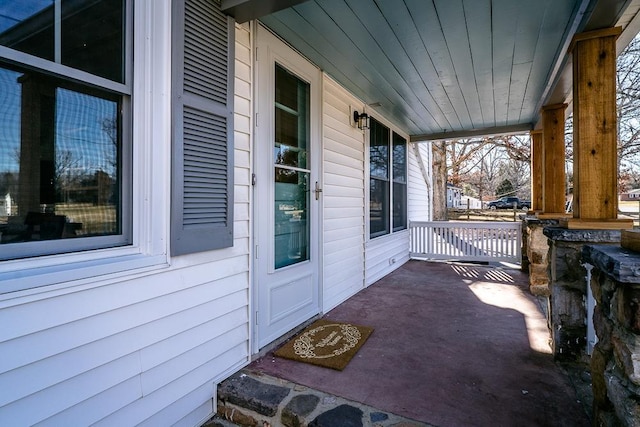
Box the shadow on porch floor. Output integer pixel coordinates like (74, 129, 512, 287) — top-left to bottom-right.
(226, 260, 591, 426)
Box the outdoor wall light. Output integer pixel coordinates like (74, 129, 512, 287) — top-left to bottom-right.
(353, 111, 370, 130)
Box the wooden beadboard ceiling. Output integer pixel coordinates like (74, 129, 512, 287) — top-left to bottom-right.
(253, 0, 640, 140)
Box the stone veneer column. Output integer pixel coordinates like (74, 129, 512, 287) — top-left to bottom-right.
(522, 217, 558, 295)
(583, 244, 640, 426)
(543, 227, 621, 361)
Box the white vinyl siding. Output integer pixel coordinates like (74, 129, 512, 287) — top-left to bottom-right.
(322, 75, 366, 312)
(408, 141, 432, 222)
(365, 230, 410, 286)
(0, 21, 253, 426)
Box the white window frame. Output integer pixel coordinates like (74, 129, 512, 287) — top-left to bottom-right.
(366, 114, 409, 241)
(0, 0, 171, 297)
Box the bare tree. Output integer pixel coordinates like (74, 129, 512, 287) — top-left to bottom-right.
(469, 144, 509, 200)
(433, 137, 500, 219)
(617, 35, 640, 177)
(448, 139, 492, 187)
(55, 149, 82, 203)
(432, 140, 448, 220)
(431, 134, 531, 217)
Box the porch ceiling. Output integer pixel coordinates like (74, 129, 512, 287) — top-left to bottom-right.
(228, 0, 640, 141)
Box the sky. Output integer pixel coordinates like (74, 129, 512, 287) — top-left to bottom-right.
(0, 1, 54, 33)
(0, 66, 117, 177)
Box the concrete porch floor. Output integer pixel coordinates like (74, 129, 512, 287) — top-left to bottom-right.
(243, 260, 590, 426)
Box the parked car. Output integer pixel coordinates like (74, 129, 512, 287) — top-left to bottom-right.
(487, 196, 531, 210)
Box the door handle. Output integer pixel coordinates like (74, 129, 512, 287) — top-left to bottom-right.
(314, 181, 323, 200)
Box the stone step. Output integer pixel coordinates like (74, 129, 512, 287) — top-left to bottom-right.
(204, 370, 433, 427)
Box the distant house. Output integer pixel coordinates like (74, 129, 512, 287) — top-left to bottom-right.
(447, 184, 462, 208)
(461, 195, 483, 209)
(621, 189, 640, 200)
(0, 193, 13, 217)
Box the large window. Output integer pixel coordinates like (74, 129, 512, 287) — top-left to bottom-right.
(369, 118, 407, 238)
(392, 132, 407, 231)
(0, 0, 129, 260)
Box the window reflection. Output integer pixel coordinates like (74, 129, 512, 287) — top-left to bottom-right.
(368, 124, 407, 236)
(0, 0, 124, 83)
(369, 118, 390, 238)
(393, 133, 406, 183)
(274, 169, 309, 269)
(370, 119, 389, 179)
(0, 64, 120, 245)
(393, 132, 407, 231)
(370, 178, 389, 236)
(274, 64, 308, 169)
(0, 1, 54, 60)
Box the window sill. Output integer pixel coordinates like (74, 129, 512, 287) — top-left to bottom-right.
(368, 228, 409, 242)
(0, 252, 169, 302)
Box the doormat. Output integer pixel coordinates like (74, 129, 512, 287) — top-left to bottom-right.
(274, 319, 373, 371)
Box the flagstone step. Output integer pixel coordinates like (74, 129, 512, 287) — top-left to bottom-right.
(204, 370, 433, 427)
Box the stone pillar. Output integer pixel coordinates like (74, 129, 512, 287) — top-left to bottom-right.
(539, 104, 568, 218)
(583, 244, 640, 426)
(530, 130, 543, 213)
(543, 227, 621, 362)
(523, 217, 558, 295)
(568, 27, 632, 230)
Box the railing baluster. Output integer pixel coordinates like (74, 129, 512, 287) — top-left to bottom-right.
(408, 221, 521, 263)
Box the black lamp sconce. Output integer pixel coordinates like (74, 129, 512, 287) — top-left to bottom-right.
(353, 110, 370, 130)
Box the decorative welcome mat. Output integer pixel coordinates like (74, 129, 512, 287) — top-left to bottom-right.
(274, 319, 373, 370)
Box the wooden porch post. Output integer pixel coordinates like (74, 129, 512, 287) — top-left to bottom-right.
(530, 130, 543, 212)
(566, 27, 632, 229)
(538, 104, 568, 218)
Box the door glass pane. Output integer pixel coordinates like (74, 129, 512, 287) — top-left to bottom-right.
(274, 169, 309, 269)
(274, 64, 308, 169)
(274, 64, 310, 269)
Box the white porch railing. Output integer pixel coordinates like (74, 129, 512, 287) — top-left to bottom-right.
(410, 221, 522, 263)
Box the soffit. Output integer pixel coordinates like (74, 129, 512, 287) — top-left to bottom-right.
(255, 0, 639, 140)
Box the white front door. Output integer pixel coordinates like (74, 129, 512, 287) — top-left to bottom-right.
(254, 27, 322, 349)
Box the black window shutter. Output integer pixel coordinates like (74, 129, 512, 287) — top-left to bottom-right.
(171, 0, 235, 256)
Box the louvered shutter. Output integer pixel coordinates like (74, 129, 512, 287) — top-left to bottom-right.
(171, 0, 235, 255)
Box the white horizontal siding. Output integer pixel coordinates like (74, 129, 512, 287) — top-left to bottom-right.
(0, 284, 247, 411)
(365, 231, 410, 286)
(172, 398, 215, 427)
(0, 22, 253, 427)
(0, 266, 248, 376)
(322, 75, 366, 312)
(93, 343, 247, 426)
(138, 383, 213, 427)
(408, 141, 432, 222)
